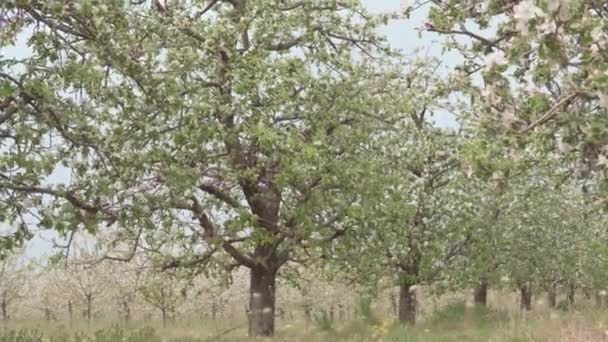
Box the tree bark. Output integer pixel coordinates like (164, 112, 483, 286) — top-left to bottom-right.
(303, 302, 311, 323)
(584, 287, 592, 300)
(398, 282, 417, 325)
(1, 298, 7, 321)
(161, 308, 167, 328)
(300, 287, 312, 324)
(390, 292, 398, 316)
(548, 285, 557, 308)
(474, 281, 489, 307)
(68, 300, 73, 325)
(86, 294, 92, 323)
(122, 299, 131, 322)
(595, 290, 603, 308)
(520, 285, 532, 311)
(248, 266, 277, 337)
(567, 283, 575, 307)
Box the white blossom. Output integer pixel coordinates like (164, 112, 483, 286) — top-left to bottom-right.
(569, 55, 582, 65)
(490, 170, 503, 181)
(540, 19, 556, 35)
(484, 51, 507, 70)
(21, 198, 34, 209)
(547, 0, 575, 15)
(598, 92, 608, 109)
(555, 134, 572, 153)
(500, 111, 519, 127)
(481, 85, 494, 98)
(475, 2, 488, 13)
(465, 166, 474, 178)
(592, 25, 604, 43)
(513, 0, 543, 34)
(399, 0, 412, 12)
(597, 154, 608, 168)
(526, 83, 540, 94)
(547, 0, 562, 13)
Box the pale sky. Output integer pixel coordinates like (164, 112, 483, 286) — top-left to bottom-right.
(366, 0, 438, 53)
(1, 0, 460, 258)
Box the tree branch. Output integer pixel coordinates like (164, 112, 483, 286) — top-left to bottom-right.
(199, 183, 242, 210)
(518, 92, 583, 134)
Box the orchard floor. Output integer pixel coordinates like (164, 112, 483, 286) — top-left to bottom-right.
(3, 304, 608, 341)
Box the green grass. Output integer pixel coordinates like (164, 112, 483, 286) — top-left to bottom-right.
(0, 326, 161, 342)
(2, 304, 608, 341)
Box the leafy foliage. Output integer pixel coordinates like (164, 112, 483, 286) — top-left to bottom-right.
(3, 0, 608, 337)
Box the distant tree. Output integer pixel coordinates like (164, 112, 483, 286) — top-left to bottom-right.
(29, 269, 61, 322)
(0, 253, 27, 321)
(138, 270, 189, 328)
(109, 262, 143, 323)
(334, 122, 479, 325)
(51, 254, 110, 323)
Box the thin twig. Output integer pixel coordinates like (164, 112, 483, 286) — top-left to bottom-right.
(518, 92, 582, 134)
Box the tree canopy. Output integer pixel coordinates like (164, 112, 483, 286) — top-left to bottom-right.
(2, 0, 608, 337)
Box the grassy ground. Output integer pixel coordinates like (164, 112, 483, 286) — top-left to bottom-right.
(3, 302, 608, 341)
(294, 302, 608, 342)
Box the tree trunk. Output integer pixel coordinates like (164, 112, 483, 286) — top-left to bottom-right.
(584, 287, 592, 300)
(596, 290, 603, 308)
(68, 300, 73, 325)
(548, 285, 557, 308)
(161, 308, 167, 328)
(520, 285, 532, 311)
(212, 301, 217, 320)
(303, 302, 311, 323)
(398, 283, 417, 325)
(1, 298, 7, 321)
(474, 281, 488, 307)
(86, 295, 92, 323)
(390, 292, 398, 316)
(248, 266, 277, 337)
(567, 283, 575, 307)
(122, 299, 131, 322)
